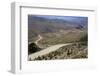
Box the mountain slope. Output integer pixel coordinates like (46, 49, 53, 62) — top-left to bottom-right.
(28, 15, 88, 42)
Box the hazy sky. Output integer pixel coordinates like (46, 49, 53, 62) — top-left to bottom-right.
(28, 15, 88, 25)
(29, 15, 87, 21)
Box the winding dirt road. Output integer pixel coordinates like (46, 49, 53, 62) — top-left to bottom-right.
(34, 34, 43, 46)
(29, 43, 72, 60)
(28, 34, 43, 45)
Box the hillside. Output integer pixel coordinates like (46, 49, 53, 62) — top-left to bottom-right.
(28, 15, 88, 60)
(28, 15, 88, 42)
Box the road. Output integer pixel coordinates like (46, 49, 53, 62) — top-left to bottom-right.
(34, 34, 43, 46)
(28, 34, 43, 45)
(29, 43, 72, 60)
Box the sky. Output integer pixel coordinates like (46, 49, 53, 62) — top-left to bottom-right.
(28, 15, 88, 25)
(31, 15, 87, 21)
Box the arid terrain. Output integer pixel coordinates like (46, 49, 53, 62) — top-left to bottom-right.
(28, 15, 88, 61)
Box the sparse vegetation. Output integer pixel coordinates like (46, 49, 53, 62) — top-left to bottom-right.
(28, 43, 41, 55)
(38, 31, 87, 48)
(33, 42, 87, 60)
(28, 15, 88, 60)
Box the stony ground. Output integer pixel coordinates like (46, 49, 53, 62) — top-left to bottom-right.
(32, 42, 88, 60)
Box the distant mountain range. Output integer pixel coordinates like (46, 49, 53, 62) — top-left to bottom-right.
(28, 15, 88, 26)
(28, 15, 88, 41)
